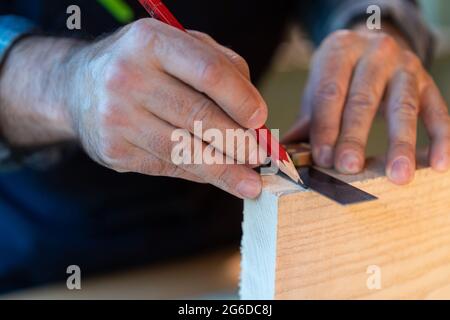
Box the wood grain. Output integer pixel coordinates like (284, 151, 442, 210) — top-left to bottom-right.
(241, 155, 450, 300)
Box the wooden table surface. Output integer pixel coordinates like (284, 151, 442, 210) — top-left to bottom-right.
(2, 249, 240, 300)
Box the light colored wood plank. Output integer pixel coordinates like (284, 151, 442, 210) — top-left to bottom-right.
(241, 155, 450, 300)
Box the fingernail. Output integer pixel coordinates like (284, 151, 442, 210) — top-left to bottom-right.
(237, 178, 261, 199)
(338, 151, 361, 174)
(389, 157, 412, 184)
(317, 145, 333, 167)
(248, 108, 265, 128)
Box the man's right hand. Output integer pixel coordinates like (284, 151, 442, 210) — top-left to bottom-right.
(0, 19, 268, 199)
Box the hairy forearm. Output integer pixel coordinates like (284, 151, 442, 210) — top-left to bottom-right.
(0, 36, 85, 147)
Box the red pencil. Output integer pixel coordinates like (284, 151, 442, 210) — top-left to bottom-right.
(137, 0, 303, 185)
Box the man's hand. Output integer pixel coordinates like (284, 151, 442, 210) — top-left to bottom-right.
(0, 19, 267, 199)
(284, 28, 450, 185)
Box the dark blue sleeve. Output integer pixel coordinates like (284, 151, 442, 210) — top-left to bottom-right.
(298, 0, 434, 66)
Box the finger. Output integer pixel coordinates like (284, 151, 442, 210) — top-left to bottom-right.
(124, 145, 206, 183)
(137, 73, 263, 165)
(421, 77, 450, 172)
(334, 46, 395, 174)
(308, 32, 364, 168)
(385, 69, 420, 185)
(146, 20, 267, 129)
(124, 109, 262, 199)
(189, 30, 251, 79)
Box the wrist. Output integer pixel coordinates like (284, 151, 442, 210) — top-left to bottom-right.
(59, 39, 92, 141)
(0, 36, 87, 146)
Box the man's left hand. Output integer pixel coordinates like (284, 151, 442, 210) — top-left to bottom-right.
(284, 28, 450, 185)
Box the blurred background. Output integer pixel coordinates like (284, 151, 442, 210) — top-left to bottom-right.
(262, 0, 450, 157)
(3, 0, 450, 300)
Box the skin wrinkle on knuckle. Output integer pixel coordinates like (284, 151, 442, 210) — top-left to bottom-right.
(390, 141, 415, 154)
(391, 98, 419, 118)
(212, 165, 232, 190)
(347, 91, 377, 111)
(162, 162, 184, 178)
(343, 116, 365, 133)
(187, 98, 215, 129)
(159, 89, 195, 123)
(397, 69, 420, 91)
(338, 135, 365, 151)
(131, 155, 156, 175)
(236, 91, 258, 121)
(198, 56, 224, 89)
(139, 128, 172, 161)
(313, 82, 343, 106)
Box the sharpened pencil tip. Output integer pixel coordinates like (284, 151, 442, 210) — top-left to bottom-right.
(278, 157, 307, 188)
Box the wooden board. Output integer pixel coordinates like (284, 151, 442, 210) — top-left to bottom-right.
(240, 154, 450, 299)
(3, 249, 240, 300)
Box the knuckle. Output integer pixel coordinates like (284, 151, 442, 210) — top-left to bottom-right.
(403, 51, 422, 70)
(234, 58, 251, 77)
(97, 101, 125, 128)
(347, 91, 376, 111)
(160, 90, 192, 120)
(313, 82, 343, 105)
(164, 164, 185, 178)
(131, 156, 157, 175)
(188, 98, 215, 126)
(325, 30, 354, 48)
(99, 139, 126, 165)
(231, 53, 249, 69)
(311, 122, 338, 142)
(338, 135, 365, 150)
(236, 92, 256, 116)
(391, 99, 419, 117)
(375, 33, 398, 52)
(213, 166, 231, 189)
(104, 59, 131, 92)
(391, 140, 414, 152)
(127, 18, 162, 49)
(129, 18, 156, 38)
(198, 56, 224, 88)
(433, 108, 450, 122)
(189, 30, 212, 41)
(150, 131, 171, 156)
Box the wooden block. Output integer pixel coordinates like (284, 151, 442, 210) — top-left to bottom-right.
(240, 154, 450, 299)
(284, 143, 312, 167)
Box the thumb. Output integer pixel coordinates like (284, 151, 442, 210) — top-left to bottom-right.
(281, 116, 310, 144)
